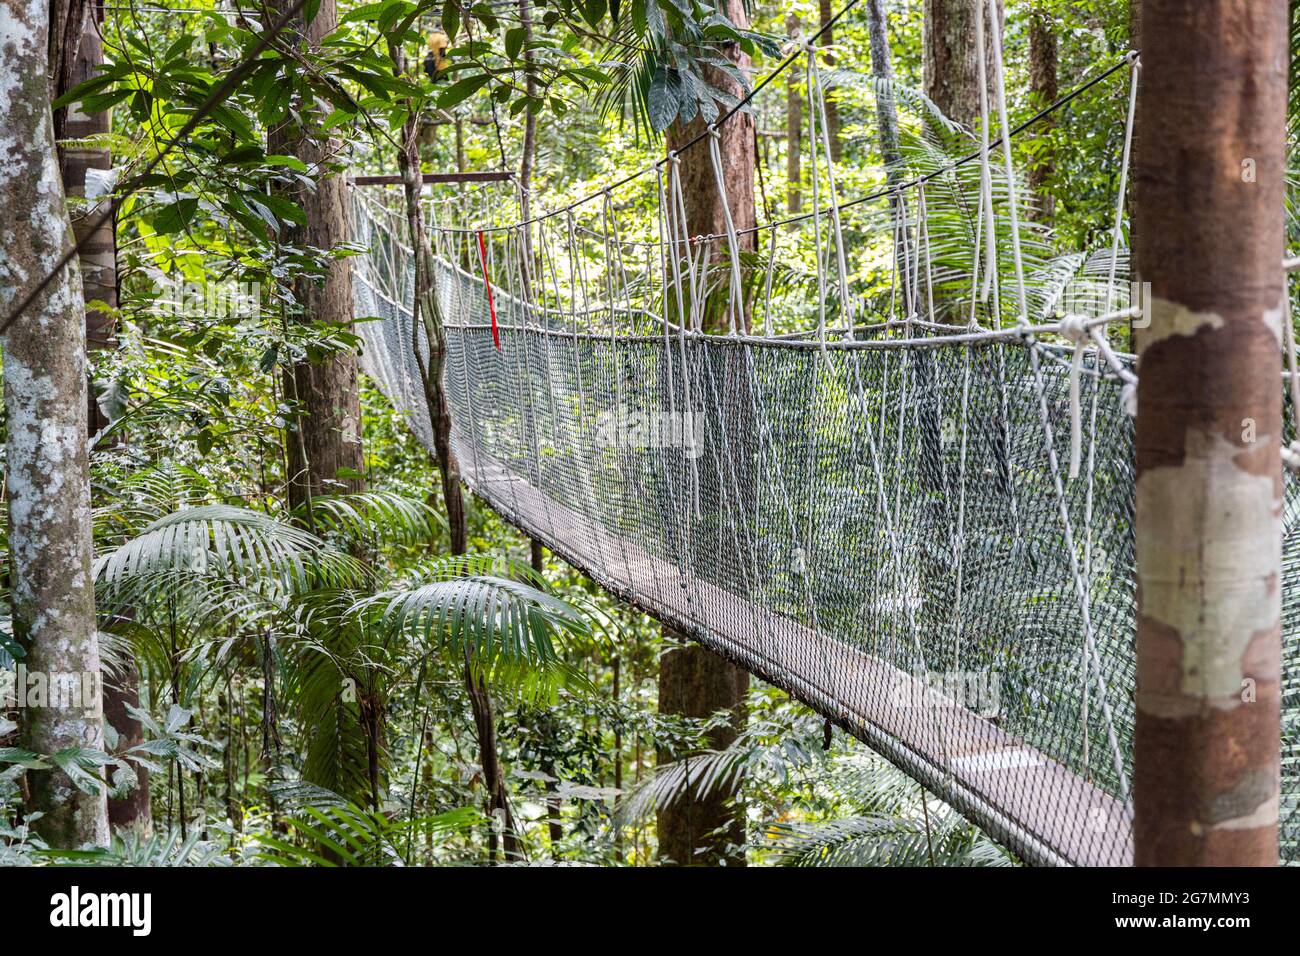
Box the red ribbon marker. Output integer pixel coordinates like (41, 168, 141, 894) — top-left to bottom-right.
(476, 230, 500, 350)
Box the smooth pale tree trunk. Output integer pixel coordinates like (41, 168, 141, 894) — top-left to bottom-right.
(269, 0, 365, 511)
(56, 7, 152, 833)
(1026, 4, 1057, 225)
(1, 0, 108, 848)
(785, 14, 801, 219)
(1133, 0, 1285, 866)
(817, 0, 841, 163)
(923, 0, 1002, 130)
(659, 0, 753, 866)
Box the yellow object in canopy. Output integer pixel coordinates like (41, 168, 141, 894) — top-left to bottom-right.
(425, 31, 451, 80)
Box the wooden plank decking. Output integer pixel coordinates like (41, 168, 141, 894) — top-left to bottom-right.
(453, 439, 1134, 867)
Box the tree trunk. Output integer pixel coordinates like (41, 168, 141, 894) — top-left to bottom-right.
(923, 0, 1003, 130)
(785, 14, 802, 220)
(47, 0, 88, 145)
(865, 0, 902, 176)
(1026, 4, 1057, 225)
(394, 51, 520, 862)
(271, 0, 365, 511)
(1132, 0, 1285, 866)
(518, 0, 538, 277)
(56, 4, 152, 837)
(2, 0, 108, 848)
(659, 0, 753, 866)
(656, 643, 749, 866)
(664, 28, 757, 257)
(817, 0, 841, 162)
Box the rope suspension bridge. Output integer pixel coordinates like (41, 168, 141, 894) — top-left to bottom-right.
(346, 8, 1300, 866)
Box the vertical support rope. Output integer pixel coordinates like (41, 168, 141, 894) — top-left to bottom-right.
(808, 47, 854, 331)
(805, 42, 829, 352)
(707, 125, 745, 335)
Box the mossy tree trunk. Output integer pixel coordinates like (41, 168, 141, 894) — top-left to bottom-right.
(2, 0, 108, 848)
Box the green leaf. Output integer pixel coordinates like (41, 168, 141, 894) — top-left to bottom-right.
(153, 198, 200, 234)
(0, 747, 48, 769)
(378, 0, 414, 34)
(260, 193, 307, 228)
(581, 0, 606, 28)
(264, 154, 309, 172)
(505, 27, 526, 61)
(647, 68, 679, 133)
(49, 747, 112, 796)
(438, 73, 491, 109)
(443, 0, 460, 42)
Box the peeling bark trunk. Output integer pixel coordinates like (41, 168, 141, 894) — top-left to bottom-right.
(923, 0, 1002, 130)
(659, 0, 753, 866)
(1133, 0, 1285, 866)
(1, 0, 108, 848)
(1026, 5, 1057, 225)
(270, 0, 365, 510)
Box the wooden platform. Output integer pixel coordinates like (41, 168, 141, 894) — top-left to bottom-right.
(454, 439, 1134, 867)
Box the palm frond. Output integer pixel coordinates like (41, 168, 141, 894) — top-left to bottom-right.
(96, 505, 365, 594)
(292, 491, 445, 548)
(366, 575, 584, 672)
(40, 827, 230, 866)
(255, 803, 483, 867)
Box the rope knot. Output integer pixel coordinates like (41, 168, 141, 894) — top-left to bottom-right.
(1283, 440, 1300, 474)
(1120, 382, 1137, 418)
(1059, 314, 1090, 345)
(706, 123, 722, 140)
